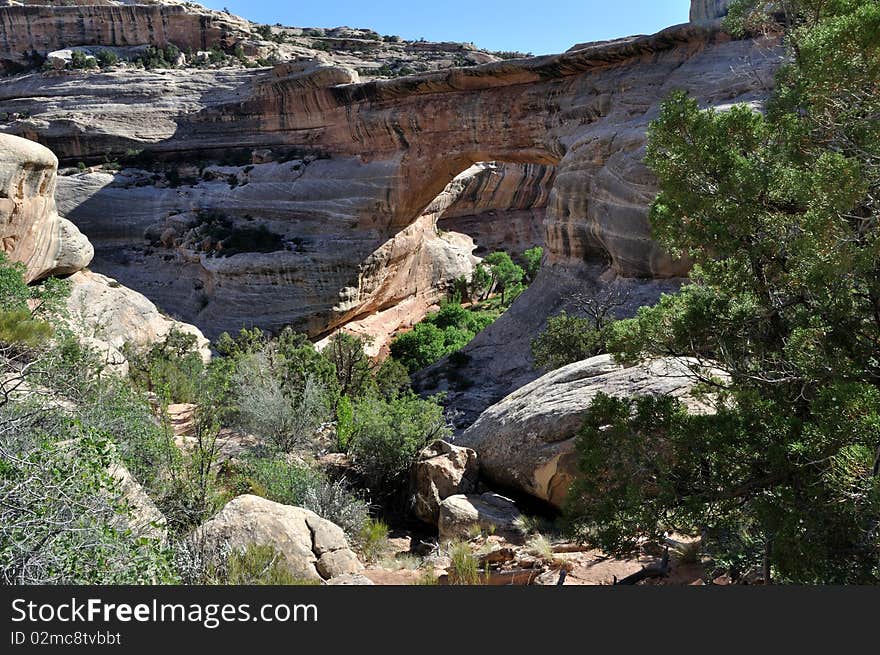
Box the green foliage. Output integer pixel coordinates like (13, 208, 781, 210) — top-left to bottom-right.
(125, 327, 205, 403)
(134, 44, 182, 70)
(390, 302, 496, 373)
(0, 309, 52, 346)
(237, 456, 324, 508)
(523, 246, 544, 282)
(373, 356, 411, 399)
(324, 332, 373, 398)
(76, 376, 177, 494)
(68, 50, 96, 70)
(468, 259, 493, 300)
(531, 311, 607, 370)
(566, 0, 880, 583)
(0, 253, 30, 311)
(0, 253, 68, 347)
(223, 544, 314, 585)
(232, 349, 332, 453)
(95, 49, 118, 69)
(390, 247, 540, 372)
(390, 322, 466, 373)
(0, 423, 174, 585)
(357, 518, 389, 563)
(347, 393, 450, 496)
(482, 251, 524, 304)
(236, 456, 370, 539)
(447, 541, 481, 585)
(335, 395, 354, 451)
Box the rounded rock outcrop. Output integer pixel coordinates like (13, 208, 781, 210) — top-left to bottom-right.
(458, 355, 722, 508)
(193, 494, 364, 583)
(0, 133, 93, 281)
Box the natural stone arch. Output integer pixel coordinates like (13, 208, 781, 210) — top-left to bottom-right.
(11, 22, 781, 345)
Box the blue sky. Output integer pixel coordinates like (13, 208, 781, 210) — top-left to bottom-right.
(203, 1, 690, 55)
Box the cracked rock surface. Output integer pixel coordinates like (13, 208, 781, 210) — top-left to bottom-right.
(195, 494, 363, 582)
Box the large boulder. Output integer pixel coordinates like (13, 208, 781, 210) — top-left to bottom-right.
(108, 461, 167, 543)
(458, 355, 719, 508)
(194, 495, 363, 582)
(0, 134, 92, 281)
(64, 270, 211, 373)
(438, 493, 522, 542)
(411, 440, 479, 525)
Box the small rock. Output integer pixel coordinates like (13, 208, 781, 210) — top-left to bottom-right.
(325, 573, 374, 585)
(317, 549, 363, 579)
(438, 493, 522, 541)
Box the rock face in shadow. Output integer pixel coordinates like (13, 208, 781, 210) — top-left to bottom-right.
(457, 355, 720, 508)
(0, 133, 92, 281)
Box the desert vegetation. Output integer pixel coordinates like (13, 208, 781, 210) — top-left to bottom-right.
(391, 247, 540, 372)
(0, 249, 453, 583)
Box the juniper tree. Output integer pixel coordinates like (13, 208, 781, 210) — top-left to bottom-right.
(565, 0, 880, 583)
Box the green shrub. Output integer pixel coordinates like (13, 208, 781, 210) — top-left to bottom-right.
(447, 541, 481, 585)
(68, 50, 97, 70)
(373, 356, 411, 399)
(223, 545, 316, 585)
(347, 393, 449, 496)
(176, 542, 318, 585)
(125, 327, 205, 403)
(531, 311, 607, 370)
(0, 426, 174, 584)
(523, 246, 543, 281)
(241, 457, 323, 507)
(240, 457, 369, 539)
(390, 303, 492, 373)
(134, 44, 182, 70)
(390, 322, 459, 373)
(357, 518, 388, 563)
(95, 50, 118, 69)
(76, 376, 178, 494)
(482, 251, 524, 304)
(0, 253, 68, 347)
(232, 351, 332, 452)
(323, 332, 373, 398)
(335, 395, 354, 451)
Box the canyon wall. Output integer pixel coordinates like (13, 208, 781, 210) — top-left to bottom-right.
(3, 25, 781, 339)
(0, 2, 783, 415)
(0, 1, 251, 72)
